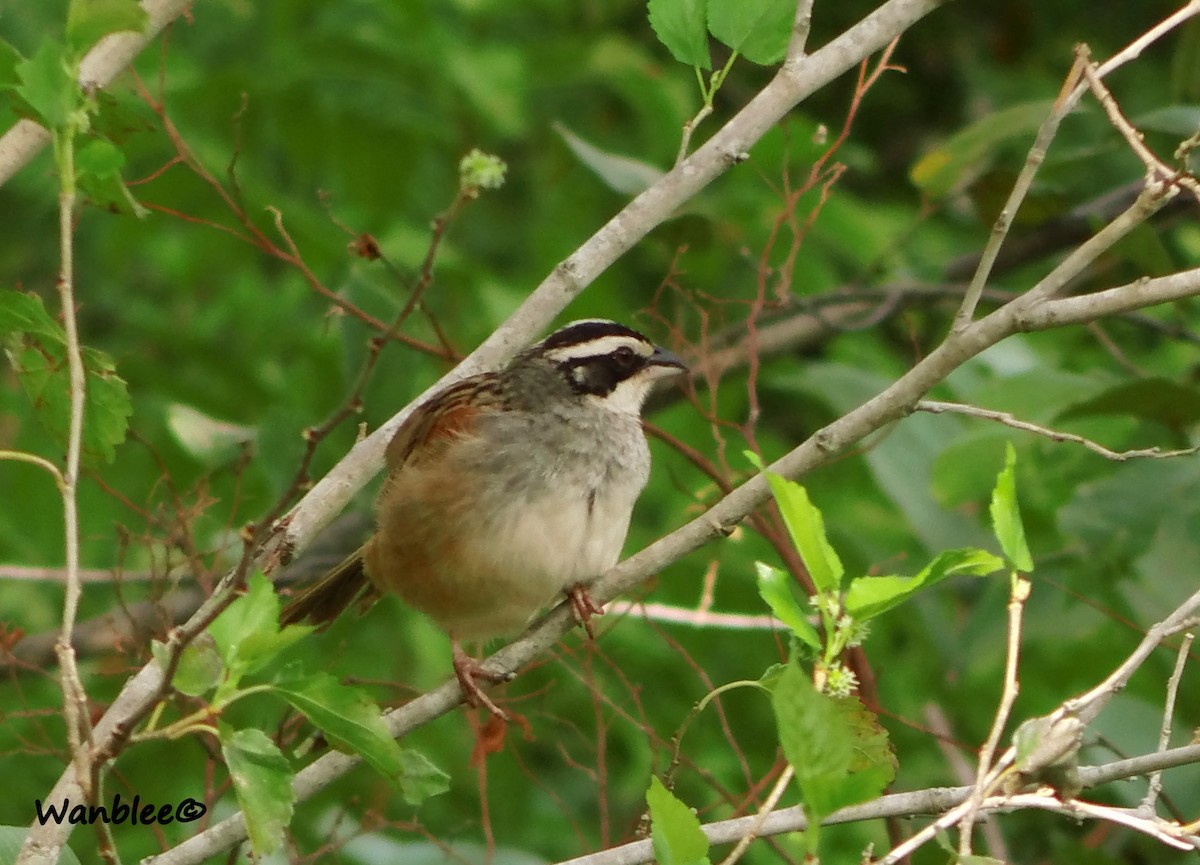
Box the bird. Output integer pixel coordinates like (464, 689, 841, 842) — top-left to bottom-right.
(280, 319, 687, 716)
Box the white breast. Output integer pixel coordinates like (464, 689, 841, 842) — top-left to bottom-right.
(386, 401, 652, 640)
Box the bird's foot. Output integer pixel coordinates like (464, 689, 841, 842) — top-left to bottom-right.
(566, 583, 605, 640)
(452, 642, 513, 721)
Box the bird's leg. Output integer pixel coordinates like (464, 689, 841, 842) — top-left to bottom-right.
(565, 582, 605, 640)
(452, 641, 512, 721)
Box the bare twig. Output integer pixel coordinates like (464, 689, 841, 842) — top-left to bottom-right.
(1004, 794, 1199, 851)
(952, 51, 1088, 329)
(1066, 584, 1200, 725)
(717, 766, 794, 865)
(1021, 266, 1200, 328)
(916, 400, 1200, 462)
(951, 1, 1200, 328)
(0, 451, 66, 487)
(923, 704, 1009, 859)
(0, 566, 155, 583)
(53, 130, 95, 807)
(957, 577, 1030, 856)
(1092, 1, 1200, 79)
(1142, 633, 1193, 814)
(609, 601, 786, 631)
(786, 0, 816, 59)
(1079, 48, 1200, 200)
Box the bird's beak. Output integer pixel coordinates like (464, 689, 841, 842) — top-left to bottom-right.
(648, 345, 688, 376)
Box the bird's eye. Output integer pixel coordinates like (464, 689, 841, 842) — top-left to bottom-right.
(612, 346, 637, 368)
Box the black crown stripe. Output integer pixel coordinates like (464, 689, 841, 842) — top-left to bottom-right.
(540, 320, 648, 352)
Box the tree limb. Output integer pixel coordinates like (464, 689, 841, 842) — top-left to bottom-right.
(554, 745, 1200, 865)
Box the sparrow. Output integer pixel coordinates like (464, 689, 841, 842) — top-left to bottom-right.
(280, 319, 687, 716)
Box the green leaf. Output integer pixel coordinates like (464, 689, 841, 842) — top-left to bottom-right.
(843, 576, 916, 621)
(770, 672, 892, 849)
(393, 749, 452, 804)
(1136, 104, 1200, 136)
(844, 548, 1004, 620)
(840, 701, 893, 773)
(989, 443, 1033, 571)
(152, 633, 223, 698)
(76, 137, 148, 215)
(833, 694, 897, 798)
(770, 660, 851, 819)
(14, 41, 77, 131)
(219, 725, 293, 856)
(648, 0, 711, 69)
(765, 474, 843, 593)
(646, 776, 710, 865)
(1058, 377, 1200, 430)
(80, 347, 132, 461)
(707, 0, 794, 65)
(0, 39, 25, 90)
(67, 0, 149, 55)
(755, 562, 819, 649)
(0, 289, 67, 343)
(208, 572, 313, 685)
(554, 122, 665, 195)
(76, 136, 124, 176)
(273, 670, 448, 804)
(910, 100, 1055, 198)
(931, 433, 1010, 508)
(10, 342, 131, 464)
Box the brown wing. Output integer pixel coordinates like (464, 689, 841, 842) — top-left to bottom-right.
(384, 374, 503, 470)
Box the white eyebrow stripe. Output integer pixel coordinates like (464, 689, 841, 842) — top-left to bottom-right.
(543, 334, 652, 363)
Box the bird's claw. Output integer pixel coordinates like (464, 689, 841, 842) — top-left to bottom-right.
(566, 583, 605, 640)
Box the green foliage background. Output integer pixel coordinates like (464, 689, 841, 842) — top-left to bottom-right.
(2, 1, 1200, 863)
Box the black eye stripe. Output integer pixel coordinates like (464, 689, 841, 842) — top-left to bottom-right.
(564, 350, 648, 396)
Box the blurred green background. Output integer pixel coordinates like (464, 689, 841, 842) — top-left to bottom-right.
(2, 1, 1200, 863)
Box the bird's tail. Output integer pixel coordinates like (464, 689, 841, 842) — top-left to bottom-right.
(279, 548, 377, 627)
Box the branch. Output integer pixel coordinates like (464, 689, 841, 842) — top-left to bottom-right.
(943, 179, 1198, 282)
(916, 400, 1200, 462)
(1019, 266, 1200, 328)
(958, 577, 1030, 855)
(0, 0, 195, 187)
(1143, 633, 1193, 813)
(1066, 583, 1200, 725)
(952, 51, 1087, 327)
(551, 745, 1200, 865)
(952, 0, 1200, 326)
(1079, 47, 1200, 200)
